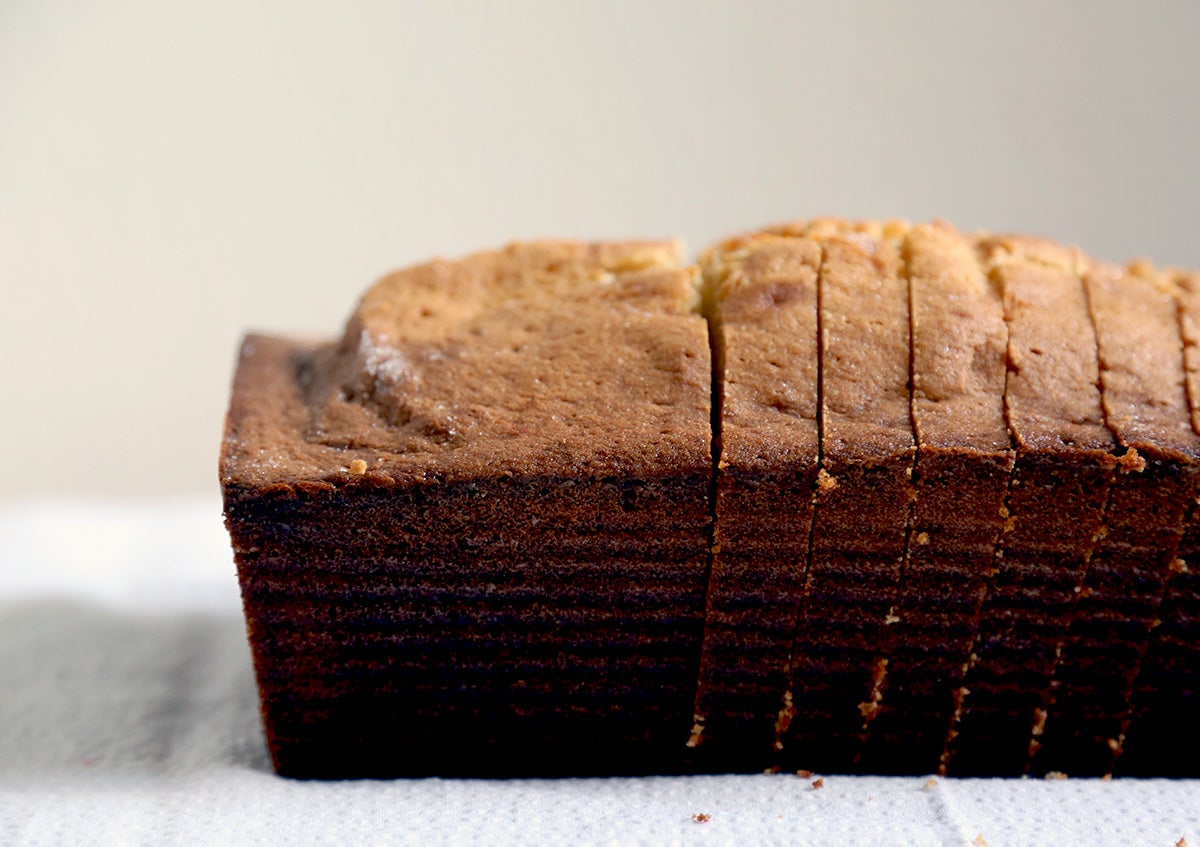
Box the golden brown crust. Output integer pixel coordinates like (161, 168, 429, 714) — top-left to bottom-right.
(1087, 261, 1199, 459)
(818, 221, 914, 463)
(222, 240, 711, 490)
(980, 234, 1113, 453)
(1159, 266, 1200, 439)
(702, 233, 822, 472)
(908, 221, 1010, 452)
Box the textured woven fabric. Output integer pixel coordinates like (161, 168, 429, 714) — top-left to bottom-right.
(2, 500, 1198, 847)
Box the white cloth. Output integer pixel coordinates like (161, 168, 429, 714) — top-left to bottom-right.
(2, 499, 1198, 847)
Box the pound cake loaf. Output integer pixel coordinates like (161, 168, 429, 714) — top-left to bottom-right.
(222, 221, 1200, 778)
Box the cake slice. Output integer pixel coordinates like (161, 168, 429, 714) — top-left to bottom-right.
(222, 241, 714, 777)
(778, 220, 917, 773)
(946, 236, 1116, 776)
(856, 222, 1013, 774)
(1029, 260, 1200, 775)
(1117, 266, 1200, 775)
(688, 233, 822, 769)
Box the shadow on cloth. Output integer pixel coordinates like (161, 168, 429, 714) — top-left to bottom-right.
(0, 599, 272, 779)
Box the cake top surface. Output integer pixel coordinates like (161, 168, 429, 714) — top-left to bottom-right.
(1168, 267, 1200, 439)
(1092, 260, 1200, 460)
(706, 218, 918, 470)
(702, 231, 821, 473)
(222, 240, 713, 489)
(222, 221, 1200, 494)
(908, 221, 1011, 454)
(814, 220, 916, 465)
(982, 233, 1116, 454)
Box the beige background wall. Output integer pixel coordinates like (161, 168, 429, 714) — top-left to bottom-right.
(2, 1, 1198, 500)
